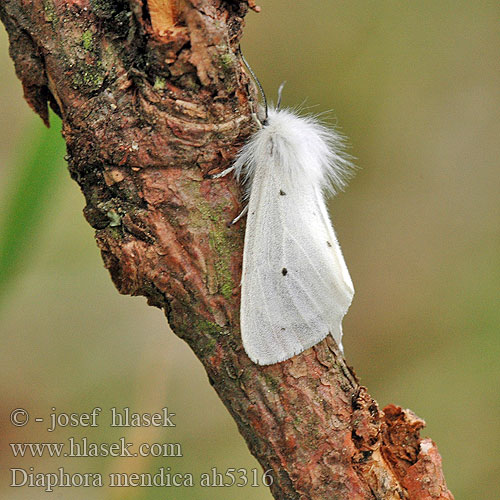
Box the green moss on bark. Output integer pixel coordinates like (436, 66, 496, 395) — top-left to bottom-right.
(186, 181, 238, 301)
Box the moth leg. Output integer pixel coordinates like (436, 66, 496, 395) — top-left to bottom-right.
(230, 204, 249, 225)
(249, 99, 264, 129)
(251, 110, 262, 129)
(206, 165, 235, 180)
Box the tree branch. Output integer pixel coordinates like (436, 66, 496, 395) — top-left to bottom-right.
(1, 1, 454, 498)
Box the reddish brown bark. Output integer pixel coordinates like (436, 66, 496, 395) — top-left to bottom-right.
(0, 1, 454, 498)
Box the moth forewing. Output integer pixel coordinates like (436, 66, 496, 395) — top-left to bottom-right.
(237, 109, 354, 365)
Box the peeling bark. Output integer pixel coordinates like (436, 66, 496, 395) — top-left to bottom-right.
(0, 1, 454, 498)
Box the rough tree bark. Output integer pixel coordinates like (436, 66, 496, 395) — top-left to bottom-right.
(1, 1, 454, 498)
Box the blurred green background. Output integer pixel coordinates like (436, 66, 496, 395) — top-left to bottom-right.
(1, 1, 499, 498)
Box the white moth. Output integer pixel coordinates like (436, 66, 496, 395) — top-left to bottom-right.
(219, 105, 354, 365)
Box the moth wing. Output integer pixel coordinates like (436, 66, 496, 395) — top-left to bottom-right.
(241, 169, 354, 365)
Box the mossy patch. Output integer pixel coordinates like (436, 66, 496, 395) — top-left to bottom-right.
(185, 180, 237, 301)
(72, 62, 105, 91)
(220, 52, 235, 70)
(43, 0, 56, 23)
(196, 319, 225, 355)
(196, 318, 224, 337)
(208, 220, 236, 300)
(219, 52, 238, 93)
(82, 30, 93, 51)
(154, 76, 166, 90)
(204, 337, 217, 353)
(90, 0, 121, 16)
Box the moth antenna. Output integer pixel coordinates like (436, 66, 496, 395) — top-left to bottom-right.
(276, 81, 286, 111)
(239, 47, 268, 123)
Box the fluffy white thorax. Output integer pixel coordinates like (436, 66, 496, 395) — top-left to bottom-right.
(233, 107, 352, 198)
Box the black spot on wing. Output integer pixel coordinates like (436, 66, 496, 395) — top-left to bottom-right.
(282, 267, 288, 276)
(279, 189, 286, 196)
(326, 241, 332, 247)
